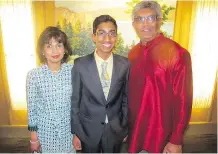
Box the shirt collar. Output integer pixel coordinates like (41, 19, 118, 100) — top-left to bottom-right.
(94, 49, 113, 65)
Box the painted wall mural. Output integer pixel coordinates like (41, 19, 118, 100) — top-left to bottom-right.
(54, 0, 176, 62)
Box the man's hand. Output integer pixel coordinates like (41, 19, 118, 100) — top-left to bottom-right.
(163, 142, 182, 153)
(73, 135, 82, 150)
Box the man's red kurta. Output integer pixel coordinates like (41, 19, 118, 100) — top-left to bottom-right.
(128, 33, 193, 153)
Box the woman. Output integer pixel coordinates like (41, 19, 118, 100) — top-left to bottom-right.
(26, 26, 75, 153)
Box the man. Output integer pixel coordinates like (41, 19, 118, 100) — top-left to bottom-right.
(71, 15, 129, 153)
(128, 1, 193, 153)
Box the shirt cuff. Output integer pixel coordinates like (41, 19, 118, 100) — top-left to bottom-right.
(170, 132, 184, 145)
(28, 125, 38, 131)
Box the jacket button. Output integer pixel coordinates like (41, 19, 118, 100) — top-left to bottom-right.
(101, 122, 105, 125)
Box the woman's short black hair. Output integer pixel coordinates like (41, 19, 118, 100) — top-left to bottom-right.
(37, 26, 72, 63)
(93, 15, 117, 34)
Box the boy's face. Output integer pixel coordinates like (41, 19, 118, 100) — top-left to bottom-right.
(92, 21, 117, 55)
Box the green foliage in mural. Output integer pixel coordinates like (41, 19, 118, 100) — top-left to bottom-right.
(72, 21, 95, 56)
(114, 32, 129, 57)
(57, 19, 94, 57)
(57, 21, 61, 29)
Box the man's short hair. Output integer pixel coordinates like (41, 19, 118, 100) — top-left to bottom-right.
(132, 1, 162, 21)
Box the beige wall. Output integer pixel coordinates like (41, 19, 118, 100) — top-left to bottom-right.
(0, 101, 10, 125)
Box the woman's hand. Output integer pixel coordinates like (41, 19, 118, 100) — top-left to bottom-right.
(30, 131, 41, 152)
(30, 140, 41, 152)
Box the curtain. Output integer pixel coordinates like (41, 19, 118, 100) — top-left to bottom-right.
(173, 1, 194, 51)
(190, 0, 218, 122)
(32, 1, 55, 65)
(191, 0, 218, 107)
(0, 1, 55, 125)
(0, 0, 36, 125)
(0, 22, 11, 125)
(174, 0, 218, 122)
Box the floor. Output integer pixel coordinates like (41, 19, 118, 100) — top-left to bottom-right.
(0, 134, 217, 153)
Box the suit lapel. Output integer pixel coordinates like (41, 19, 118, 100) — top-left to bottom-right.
(107, 54, 120, 102)
(87, 53, 107, 104)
